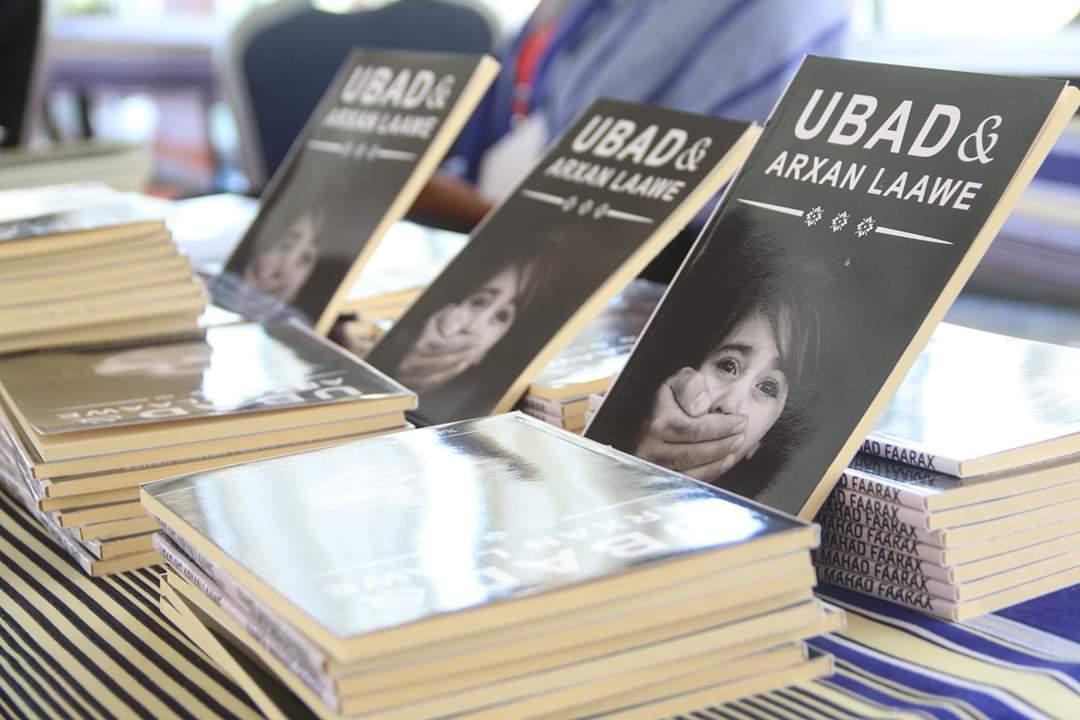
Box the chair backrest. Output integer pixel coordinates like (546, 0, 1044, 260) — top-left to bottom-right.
(223, 0, 496, 191)
(0, 0, 44, 147)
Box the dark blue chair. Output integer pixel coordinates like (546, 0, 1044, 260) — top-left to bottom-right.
(223, 0, 496, 191)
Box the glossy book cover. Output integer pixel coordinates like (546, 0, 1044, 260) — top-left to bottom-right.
(0, 322, 412, 435)
(367, 99, 756, 425)
(142, 413, 811, 645)
(214, 49, 497, 334)
(864, 323, 1080, 476)
(587, 56, 1079, 518)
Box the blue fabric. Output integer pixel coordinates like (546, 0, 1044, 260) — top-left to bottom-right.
(241, 0, 494, 185)
(451, 0, 849, 184)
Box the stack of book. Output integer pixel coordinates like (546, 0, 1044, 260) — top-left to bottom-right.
(0, 184, 206, 354)
(518, 280, 663, 434)
(144, 413, 841, 720)
(815, 323, 1080, 620)
(0, 321, 415, 576)
(0, 141, 154, 192)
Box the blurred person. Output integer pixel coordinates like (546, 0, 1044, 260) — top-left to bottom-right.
(0, 0, 42, 147)
(413, 0, 850, 281)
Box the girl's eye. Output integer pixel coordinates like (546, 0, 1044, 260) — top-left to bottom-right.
(715, 357, 738, 375)
(493, 305, 515, 324)
(468, 294, 492, 310)
(757, 379, 780, 399)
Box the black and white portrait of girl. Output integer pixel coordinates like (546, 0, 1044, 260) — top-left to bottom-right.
(589, 206, 829, 500)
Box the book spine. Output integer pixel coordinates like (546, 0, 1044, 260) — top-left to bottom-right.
(0, 469, 96, 575)
(813, 547, 957, 601)
(860, 436, 962, 477)
(816, 512, 946, 563)
(819, 529, 951, 581)
(829, 487, 930, 528)
(154, 525, 335, 696)
(836, 469, 929, 511)
(816, 565, 958, 620)
(820, 492, 945, 546)
(519, 395, 564, 417)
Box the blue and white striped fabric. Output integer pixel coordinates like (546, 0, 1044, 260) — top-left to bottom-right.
(3, 484, 1080, 719)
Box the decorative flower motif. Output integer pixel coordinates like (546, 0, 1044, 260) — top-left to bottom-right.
(805, 205, 823, 227)
(562, 195, 578, 213)
(856, 215, 876, 237)
(578, 198, 595, 216)
(594, 202, 610, 220)
(830, 211, 850, 233)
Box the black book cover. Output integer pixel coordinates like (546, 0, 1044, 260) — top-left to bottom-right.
(367, 99, 756, 425)
(587, 56, 1078, 518)
(214, 49, 497, 334)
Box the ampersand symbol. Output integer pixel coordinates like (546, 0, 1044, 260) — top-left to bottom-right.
(958, 115, 1001, 164)
(674, 137, 712, 172)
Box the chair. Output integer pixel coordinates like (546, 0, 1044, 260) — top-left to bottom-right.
(0, 0, 44, 147)
(222, 0, 497, 191)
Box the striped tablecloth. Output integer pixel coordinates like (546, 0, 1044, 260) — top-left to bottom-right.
(1, 491, 1077, 720)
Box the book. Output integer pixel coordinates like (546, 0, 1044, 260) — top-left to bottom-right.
(0, 141, 153, 193)
(367, 100, 758, 424)
(841, 451, 1080, 512)
(0, 321, 415, 463)
(0, 194, 167, 260)
(587, 56, 1080, 518)
(213, 50, 499, 333)
(160, 567, 837, 720)
(862, 323, 1080, 476)
(140, 413, 817, 664)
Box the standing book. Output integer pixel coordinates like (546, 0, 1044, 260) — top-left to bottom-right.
(213, 49, 499, 334)
(366, 98, 759, 425)
(587, 56, 1080, 518)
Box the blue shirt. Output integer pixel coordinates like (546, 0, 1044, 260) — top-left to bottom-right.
(451, 0, 850, 184)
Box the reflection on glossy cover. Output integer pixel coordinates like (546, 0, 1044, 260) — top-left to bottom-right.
(0, 322, 412, 435)
(0, 195, 164, 243)
(143, 413, 810, 643)
(588, 56, 1077, 517)
(531, 279, 665, 393)
(866, 323, 1080, 473)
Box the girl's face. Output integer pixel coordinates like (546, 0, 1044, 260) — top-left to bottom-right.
(428, 264, 526, 355)
(244, 212, 320, 303)
(697, 308, 790, 461)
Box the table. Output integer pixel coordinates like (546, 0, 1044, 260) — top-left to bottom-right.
(1, 491, 1078, 720)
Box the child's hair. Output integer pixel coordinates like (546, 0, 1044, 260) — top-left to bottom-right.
(708, 270, 822, 390)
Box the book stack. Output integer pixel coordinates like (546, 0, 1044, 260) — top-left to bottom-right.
(518, 280, 664, 434)
(815, 323, 1080, 620)
(0, 321, 415, 576)
(143, 413, 841, 720)
(0, 184, 206, 354)
(0, 141, 154, 192)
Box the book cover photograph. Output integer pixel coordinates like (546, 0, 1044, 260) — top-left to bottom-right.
(366, 99, 758, 425)
(140, 413, 814, 657)
(0, 322, 412, 436)
(587, 56, 1080, 518)
(864, 322, 1080, 476)
(214, 49, 498, 334)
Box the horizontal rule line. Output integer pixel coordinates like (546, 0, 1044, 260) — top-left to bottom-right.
(521, 189, 565, 205)
(875, 226, 953, 246)
(737, 198, 804, 217)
